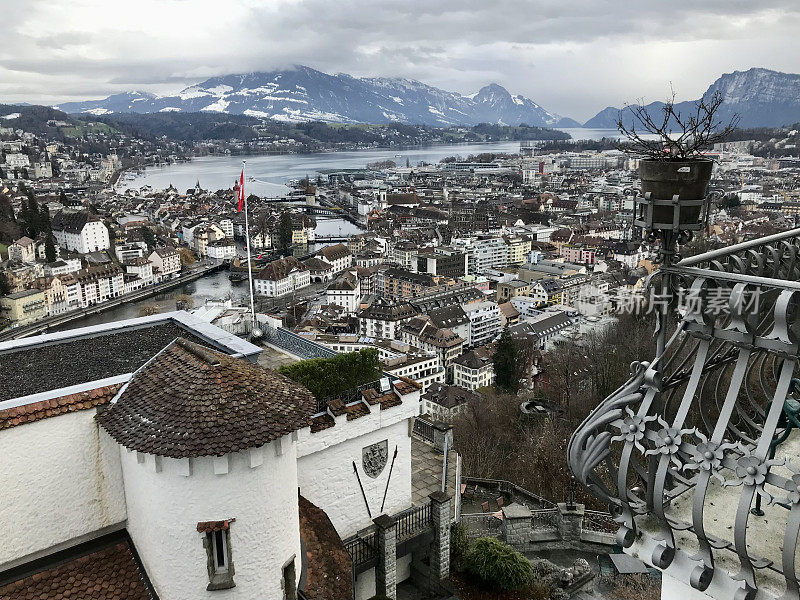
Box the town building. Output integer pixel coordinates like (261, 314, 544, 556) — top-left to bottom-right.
(421, 383, 480, 422)
(51, 211, 110, 254)
(326, 271, 361, 314)
(206, 237, 236, 261)
(463, 301, 502, 348)
(254, 256, 310, 298)
(358, 298, 418, 340)
(0, 288, 47, 326)
(318, 243, 352, 275)
(452, 347, 495, 391)
(417, 248, 468, 278)
(148, 247, 181, 281)
(7, 236, 36, 263)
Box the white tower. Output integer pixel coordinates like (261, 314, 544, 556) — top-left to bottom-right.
(98, 338, 316, 599)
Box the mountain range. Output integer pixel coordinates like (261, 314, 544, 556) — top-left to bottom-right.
(52, 66, 798, 130)
(54, 66, 580, 128)
(584, 68, 799, 129)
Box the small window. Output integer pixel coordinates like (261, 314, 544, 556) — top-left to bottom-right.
(199, 521, 236, 591)
(211, 530, 228, 573)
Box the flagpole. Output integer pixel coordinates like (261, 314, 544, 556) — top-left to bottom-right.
(242, 160, 257, 331)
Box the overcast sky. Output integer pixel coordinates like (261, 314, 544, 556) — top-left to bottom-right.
(1, 0, 798, 121)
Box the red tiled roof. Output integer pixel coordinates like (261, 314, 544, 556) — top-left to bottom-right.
(197, 518, 235, 533)
(298, 496, 352, 600)
(96, 338, 316, 458)
(310, 413, 335, 433)
(0, 385, 121, 430)
(0, 541, 154, 600)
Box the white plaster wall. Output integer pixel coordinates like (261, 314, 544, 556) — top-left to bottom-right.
(121, 434, 301, 600)
(297, 419, 412, 539)
(0, 411, 126, 569)
(353, 555, 412, 600)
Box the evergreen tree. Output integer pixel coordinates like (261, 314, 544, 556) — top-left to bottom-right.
(278, 211, 293, 250)
(141, 226, 156, 248)
(493, 328, 521, 393)
(44, 233, 57, 263)
(0, 271, 9, 296)
(24, 191, 40, 238)
(39, 204, 51, 233)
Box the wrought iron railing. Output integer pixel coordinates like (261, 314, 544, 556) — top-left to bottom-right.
(582, 510, 618, 534)
(530, 508, 559, 532)
(395, 503, 432, 542)
(413, 416, 435, 443)
(568, 228, 800, 600)
(344, 532, 377, 570)
(460, 513, 503, 538)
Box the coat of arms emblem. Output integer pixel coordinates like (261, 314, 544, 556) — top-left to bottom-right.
(362, 440, 389, 478)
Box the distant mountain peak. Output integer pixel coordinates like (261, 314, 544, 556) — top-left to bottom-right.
(583, 68, 799, 129)
(53, 66, 575, 128)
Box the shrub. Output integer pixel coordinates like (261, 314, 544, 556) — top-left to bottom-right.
(278, 348, 382, 399)
(450, 522, 470, 571)
(464, 537, 534, 591)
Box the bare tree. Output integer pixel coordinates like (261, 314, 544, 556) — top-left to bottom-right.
(618, 89, 739, 159)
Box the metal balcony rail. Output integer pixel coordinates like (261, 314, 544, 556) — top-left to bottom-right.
(530, 508, 559, 532)
(460, 513, 503, 538)
(395, 503, 432, 543)
(568, 227, 800, 600)
(344, 531, 377, 570)
(582, 510, 618, 534)
(412, 417, 435, 443)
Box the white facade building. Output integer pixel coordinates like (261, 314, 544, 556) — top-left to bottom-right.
(51, 211, 110, 254)
(254, 257, 310, 297)
(149, 247, 181, 280)
(463, 301, 502, 347)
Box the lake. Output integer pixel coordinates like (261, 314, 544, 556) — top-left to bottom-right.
(117, 130, 626, 194)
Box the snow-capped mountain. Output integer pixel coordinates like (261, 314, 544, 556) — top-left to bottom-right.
(583, 68, 799, 129)
(54, 65, 577, 127)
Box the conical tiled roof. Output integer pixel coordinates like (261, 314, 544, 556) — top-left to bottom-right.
(97, 338, 315, 458)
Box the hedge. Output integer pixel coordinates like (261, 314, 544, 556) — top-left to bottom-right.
(464, 537, 534, 591)
(278, 348, 382, 399)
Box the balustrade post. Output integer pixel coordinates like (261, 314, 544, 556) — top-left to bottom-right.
(557, 502, 585, 542)
(373, 514, 397, 600)
(429, 491, 451, 590)
(501, 503, 532, 550)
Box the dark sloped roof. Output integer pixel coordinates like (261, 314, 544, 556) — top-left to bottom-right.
(319, 243, 349, 261)
(96, 338, 315, 458)
(0, 537, 155, 600)
(0, 323, 207, 402)
(51, 210, 95, 234)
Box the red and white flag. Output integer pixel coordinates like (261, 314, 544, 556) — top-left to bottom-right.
(237, 169, 245, 212)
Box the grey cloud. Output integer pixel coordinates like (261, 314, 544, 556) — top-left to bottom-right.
(0, 0, 797, 120)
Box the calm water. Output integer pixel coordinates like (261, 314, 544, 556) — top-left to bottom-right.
(117, 130, 626, 194)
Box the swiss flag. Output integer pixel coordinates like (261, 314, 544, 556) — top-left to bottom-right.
(237, 170, 245, 212)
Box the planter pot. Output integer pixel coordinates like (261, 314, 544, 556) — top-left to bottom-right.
(638, 159, 713, 227)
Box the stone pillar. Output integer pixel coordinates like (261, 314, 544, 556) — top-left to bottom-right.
(429, 491, 452, 590)
(557, 502, 585, 542)
(374, 514, 397, 600)
(432, 422, 453, 453)
(501, 503, 532, 550)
